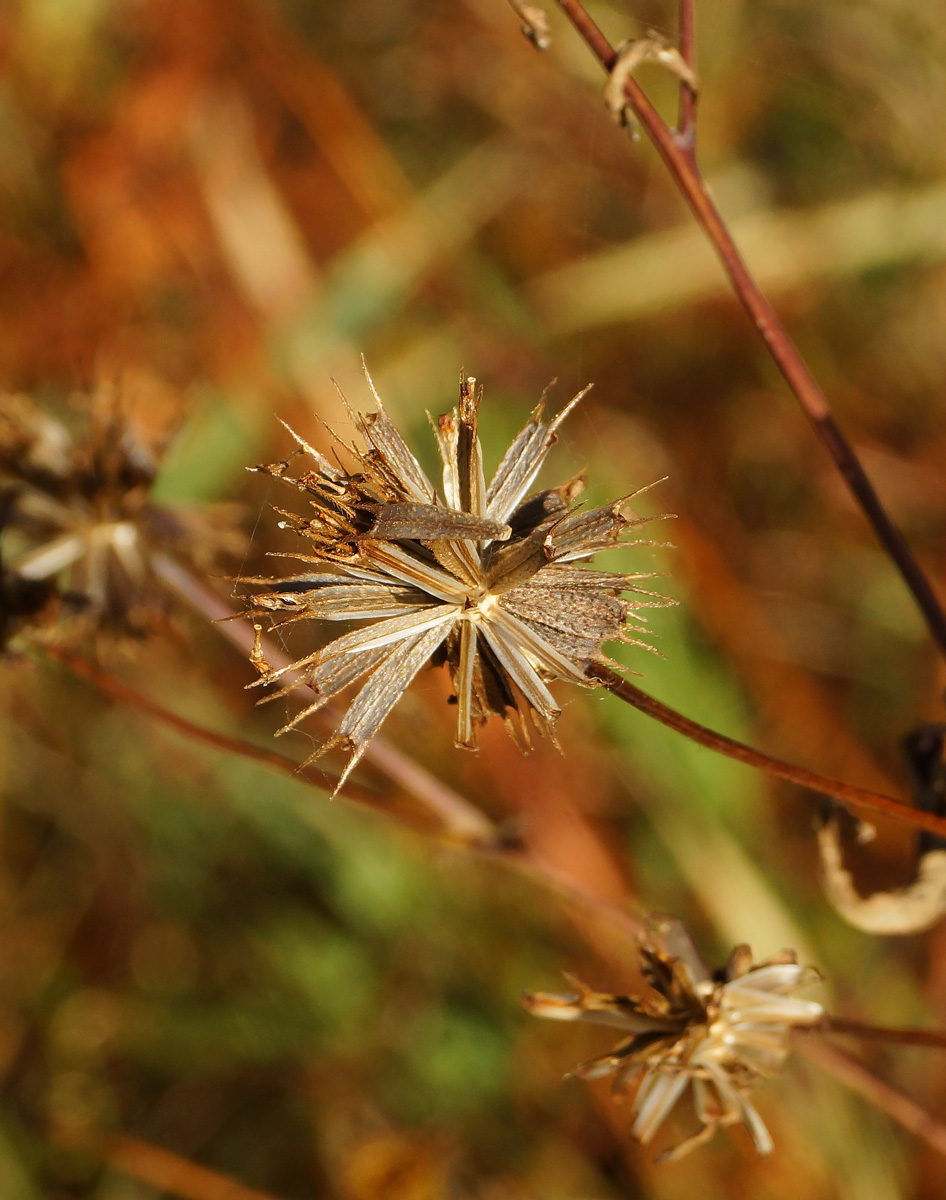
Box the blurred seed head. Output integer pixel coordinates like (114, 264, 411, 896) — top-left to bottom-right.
(523, 915, 823, 1161)
(244, 364, 672, 787)
(0, 391, 244, 653)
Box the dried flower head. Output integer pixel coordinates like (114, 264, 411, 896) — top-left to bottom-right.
(244, 365, 670, 786)
(0, 392, 242, 651)
(523, 916, 823, 1161)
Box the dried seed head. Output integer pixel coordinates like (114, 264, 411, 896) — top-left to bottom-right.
(244, 363, 672, 787)
(0, 392, 243, 652)
(524, 915, 823, 1161)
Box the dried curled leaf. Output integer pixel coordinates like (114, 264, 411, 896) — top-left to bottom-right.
(244, 363, 673, 787)
(506, 0, 551, 50)
(604, 32, 699, 135)
(524, 916, 822, 1161)
(816, 809, 946, 935)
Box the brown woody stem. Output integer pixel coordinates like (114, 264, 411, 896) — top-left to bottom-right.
(553, 0, 946, 661)
(798, 1039, 946, 1158)
(46, 646, 401, 819)
(49, 643, 644, 940)
(586, 662, 946, 839)
(819, 1015, 946, 1051)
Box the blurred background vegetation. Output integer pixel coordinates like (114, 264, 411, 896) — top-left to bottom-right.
(2, 0, 946, 1196)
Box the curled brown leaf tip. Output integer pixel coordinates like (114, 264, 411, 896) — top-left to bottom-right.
(506, 0, 552, 50)
(816, 808, 946, 935)
(243, 364, 671, 788)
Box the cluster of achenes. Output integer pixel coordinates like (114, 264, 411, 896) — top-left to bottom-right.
(244, 368, 823, 1160)
(244, 368, 668, 785)
(0, 393, 240, 651)
(525, 916, 823, 1160)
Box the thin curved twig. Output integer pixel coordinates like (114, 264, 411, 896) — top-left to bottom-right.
(162, 553, 937, 838)
(586, 662, 946, 839)
(552, 0, 946, 661)
(46, 645, 413, 823)
(50, 643, 645, 940)
(798, 1038, 946, 1159)
(819, 1015, 946, 1052)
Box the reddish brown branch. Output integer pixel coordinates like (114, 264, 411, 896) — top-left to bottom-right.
(46, 646, 406, 821)
(819, 1015, 946, 1051)
(798, 1039, 946, 1158)
(553, 0, 946, 661)
(587, 662, 946, 839)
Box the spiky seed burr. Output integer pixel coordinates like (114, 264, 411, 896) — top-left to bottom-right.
(245, 364, 671, 787)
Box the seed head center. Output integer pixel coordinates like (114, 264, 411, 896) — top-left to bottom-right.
(465, 591, 499, 622)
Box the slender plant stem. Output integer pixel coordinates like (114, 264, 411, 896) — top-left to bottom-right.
(552, 0, 946, 661)
(50, 642, 646, 939)
(819, 1015, 946, 1051)
(587, 662, 946, 839)
(798, 1038, 946, 1159)
(161, 551, 946, 838)
(46, 646, 409, 821)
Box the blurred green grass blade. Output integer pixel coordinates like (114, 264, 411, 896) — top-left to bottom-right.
(531, 180, 946, 331)
(152, 393, 269, 504)
(0, 1119, 41, 1200)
